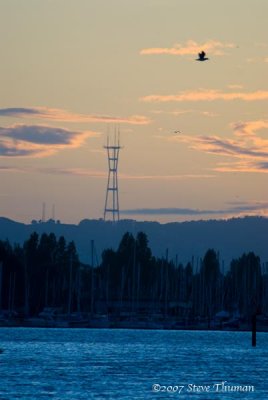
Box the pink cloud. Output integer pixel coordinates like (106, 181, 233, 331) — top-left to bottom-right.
(173, 119, 268, 173)
(214, 161, 268, 173)
(119, 173, 215, 180)
(0, 107, 150, 125)
(228, 84, 244, 89)
(140, 40, 235, 56)
(0, 165, 214, 180)
(141, 89, 268, 103)
(151, 109, 218, 117)
(232, 120, 268, 137)
(0, 124, 97, 157)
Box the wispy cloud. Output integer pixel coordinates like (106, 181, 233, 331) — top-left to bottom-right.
(246, 56, 268, 64)
(0, 165, 108, 176)
(122, 201, 268, 217)
(0, 165, 19, 172)
(255, 42, 268, 48)
(140, 40, 235, 56)
(39, 168, 107, 178)
(232, 120, 268, 137)
(47, 171, 214, 181)
(177, 135, 268, 159)
(141, 89, 268, 103)
(0, 124, 97, 157)
(151, 109, 219, 117)
(122, 207, 217, 216)
(173, 119, 268, 173)
(0, 107, 150, 125)
(215, 160, 268, 174)
(119, 173, 215, 180)
(228, 84, 244, 90)
(0, 164, 214, 180)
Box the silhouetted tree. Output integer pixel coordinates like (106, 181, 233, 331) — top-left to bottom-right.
(199, 249, 221, 322)
(225, 252, 261, 321)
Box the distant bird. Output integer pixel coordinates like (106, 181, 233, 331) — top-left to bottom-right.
(174, 130, 181, 134)
(196, 51, 209, 61)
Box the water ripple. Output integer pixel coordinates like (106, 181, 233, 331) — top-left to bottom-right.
(0, 328, 267, 399)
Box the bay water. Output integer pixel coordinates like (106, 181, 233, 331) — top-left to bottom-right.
(0, 328, 267, 399)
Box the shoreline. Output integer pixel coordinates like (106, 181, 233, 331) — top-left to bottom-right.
(1, 319, 268, 332)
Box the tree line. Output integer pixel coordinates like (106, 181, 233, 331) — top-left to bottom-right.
(0, 231, 267, 321)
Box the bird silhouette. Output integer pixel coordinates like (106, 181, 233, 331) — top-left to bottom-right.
(196, 51, 209, 61)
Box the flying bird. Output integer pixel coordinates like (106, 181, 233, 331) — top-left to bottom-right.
(196, 51, 209, 61)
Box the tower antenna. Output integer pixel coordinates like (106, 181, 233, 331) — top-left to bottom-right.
(103, 127, 122, 222)
(42, 202, 46, 223)
(52, 204, 55, 221)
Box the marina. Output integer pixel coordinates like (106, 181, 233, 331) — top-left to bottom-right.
(1, 307, 268, 332)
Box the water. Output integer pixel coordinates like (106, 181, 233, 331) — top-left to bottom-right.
(0, 328, 267, 399)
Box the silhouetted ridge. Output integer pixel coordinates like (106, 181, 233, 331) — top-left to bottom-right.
(1, 216, 268, 265)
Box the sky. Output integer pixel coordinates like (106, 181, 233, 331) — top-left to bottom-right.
(1, 0, 268, 224)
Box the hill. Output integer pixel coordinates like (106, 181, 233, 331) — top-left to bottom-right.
(0, 216, 268, 268)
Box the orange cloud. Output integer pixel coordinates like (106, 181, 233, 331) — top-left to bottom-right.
(172, 119, 268, 173)
(228, 84, 244, 89)
(0, 124, 97, 157)
(141, 89, 268, 103)
(232, 120, 268, 137)
(151, 109, 219, 117)
(0, 107, 150, 125)
(119, 173, 215, 180)
(44, 170, 215, 181)
(140, 40, 235, 56)
(214, 161, 268, 173)
(0, 165, 215, 180)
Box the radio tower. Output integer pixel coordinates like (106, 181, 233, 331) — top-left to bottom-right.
(104, 130, 122, 222)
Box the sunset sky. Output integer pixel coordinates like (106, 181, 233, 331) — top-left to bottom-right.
(1, 0, 268, 224)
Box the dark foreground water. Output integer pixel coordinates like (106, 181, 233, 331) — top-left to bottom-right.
(0, 328, 267, 399)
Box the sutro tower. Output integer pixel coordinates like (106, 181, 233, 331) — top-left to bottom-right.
(103, 131, 122, 222)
